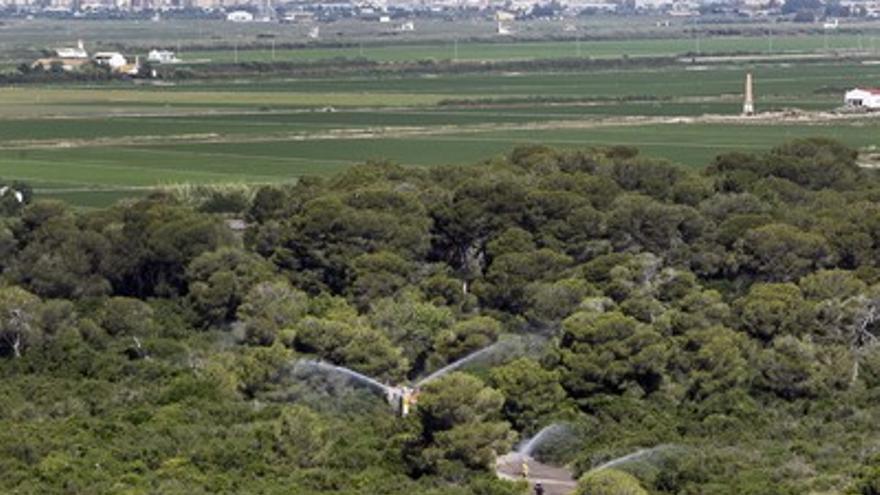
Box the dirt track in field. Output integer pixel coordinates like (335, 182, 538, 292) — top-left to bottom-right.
(1, 109, 877, 152)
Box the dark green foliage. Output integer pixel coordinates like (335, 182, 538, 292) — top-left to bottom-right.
(2, 139, 880, 493)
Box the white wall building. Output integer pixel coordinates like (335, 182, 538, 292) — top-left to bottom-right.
(147, 49, 180, 64)
(55, 40, 88, 59)
(226, 10, 254, 21)
(845, 88, 880, 109)
(93, 52, 127, 70)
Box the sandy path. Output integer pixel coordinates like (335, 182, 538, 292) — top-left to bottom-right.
(1, 110, 877, 152)
(496, 453, 578, 495)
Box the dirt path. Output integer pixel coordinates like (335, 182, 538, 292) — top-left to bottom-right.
(1, 109, 877, 152)
(496, 452, 578, 495)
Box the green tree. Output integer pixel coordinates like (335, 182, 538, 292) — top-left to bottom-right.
(416, 373, 515, 474)
(369, 290, 454, 374)
(489, 358, 570, 432)
(295, 316, 407, 381)
(737, 223, 831, 282)
(99, 297, 156, 338)
(0, 286, 42, 358)
(237, 280, 309, 346)
(734, 283, 815, 341)
(577, 469, 649, 495)
(560, 311, 669, 398)
(186, 247, 276, 327)
(10, 201, 111, 299)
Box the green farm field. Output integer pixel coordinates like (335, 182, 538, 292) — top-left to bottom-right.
(2, 58, 880, 207)
(180, 33, 880, 64)
(5, 120, 880, 207)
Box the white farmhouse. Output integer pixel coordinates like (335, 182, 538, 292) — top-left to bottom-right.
(93, 52, 128, 70)
(226, 10, 254, 22)
(147, 49, 181, 64)
(55, 40, 89, 59)
(845, 88, 880, 110)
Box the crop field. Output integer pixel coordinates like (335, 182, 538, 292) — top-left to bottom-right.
(181, 33, 880, 64)
(2, 33, 880, 207)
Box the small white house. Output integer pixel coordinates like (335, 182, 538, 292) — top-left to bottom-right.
(845, 88, 880, 110)
(55, 40, 88, 59)
(226, 10, 254, 22)
(93, 52, 128, 70)
(147, 49, 180, 64)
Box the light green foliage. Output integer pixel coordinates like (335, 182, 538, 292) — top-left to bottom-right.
(295, 316, 407, 381)
(560, 311, 669, 397)
(235, 343, 292, 397)
(757, 335, 848, 399)
(490, 358, 570, 432)
(430, 316, 501, 369)
(186, 247, 276, 327)
(350, 251, 414, 310)
(99, 297, 156, 337)
(236, 280, 309, 346)
(526, 278, 597, 326)
(417, 373, 514, 474)
(735, 283, 814, 341)
(799, 269, 867, 301)
(577, 469, 649, 495)
(271, 405, 331, 468)
(369, 290, 455, 372)
(673, 326, 752, 400)
(0, 286, 43, 357)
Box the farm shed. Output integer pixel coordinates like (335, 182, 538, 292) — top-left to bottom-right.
(845, 88, 880, 110)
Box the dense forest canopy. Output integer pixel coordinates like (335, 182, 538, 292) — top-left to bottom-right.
(2, 138, 880, 494)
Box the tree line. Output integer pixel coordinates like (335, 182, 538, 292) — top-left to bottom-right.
(1, 138, 879, 494)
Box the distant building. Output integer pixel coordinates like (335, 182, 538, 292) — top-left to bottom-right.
(399, 21, 414, 31)
(93, 52, 128, 70)
(823, 18, 839, 29)
(226, 10, 254, 22)
(55, 40, 89, 59)
(282, 11, 315, 22)
(845, 88, 880, 109)
(147, 49, 180, 64)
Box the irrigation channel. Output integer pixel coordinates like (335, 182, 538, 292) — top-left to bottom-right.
(291, 339, 677, 495)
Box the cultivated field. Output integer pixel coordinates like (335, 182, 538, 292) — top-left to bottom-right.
(2, 19, 880, 206)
